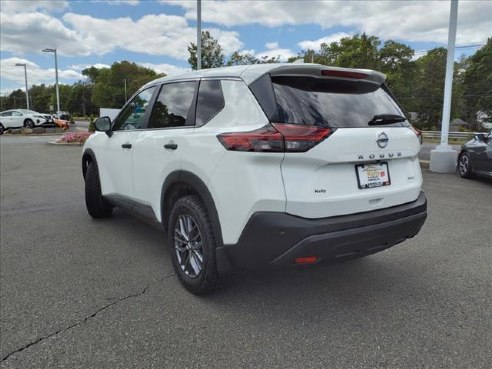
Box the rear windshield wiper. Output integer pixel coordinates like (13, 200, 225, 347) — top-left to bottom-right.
(368, 114, 407, 126)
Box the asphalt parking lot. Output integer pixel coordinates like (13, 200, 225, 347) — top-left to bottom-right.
(1, 135, 491, 369)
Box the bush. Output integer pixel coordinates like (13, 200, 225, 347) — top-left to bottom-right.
(58, 132, 92, 144)
(88, 114, 95, 132)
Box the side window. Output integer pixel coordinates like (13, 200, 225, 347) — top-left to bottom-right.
(196, 80, 225, 126)
(148, 81, 196, 129)
(2, 112, 12, 117)
(112, 87, 156, 131)
(12, 112, 21, 117)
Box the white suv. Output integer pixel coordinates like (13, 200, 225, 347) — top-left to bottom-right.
(82, 64, 427, 294)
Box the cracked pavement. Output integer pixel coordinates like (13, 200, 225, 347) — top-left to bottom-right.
(1, 135, 491, 369)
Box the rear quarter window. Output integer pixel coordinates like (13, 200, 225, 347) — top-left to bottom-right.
(195, 80, 225, 126)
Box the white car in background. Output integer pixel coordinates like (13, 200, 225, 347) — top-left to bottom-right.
(0, 109, 50, 134)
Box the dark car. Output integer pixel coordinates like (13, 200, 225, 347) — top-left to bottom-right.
(54, 111, 71, 121)
(458, 130, 492, 179)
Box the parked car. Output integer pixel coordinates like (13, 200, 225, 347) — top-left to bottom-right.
(82, 64, 427, 294)
(458, 130, 492, 179)
(40, 113, 54, 124)
(0, 109, 49, 133)
(53, 111, 71, 121)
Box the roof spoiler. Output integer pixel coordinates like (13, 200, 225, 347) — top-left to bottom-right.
(268, 64, 386, 85)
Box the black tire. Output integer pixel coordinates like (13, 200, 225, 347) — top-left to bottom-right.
(85, 162, 113, 218)
(168, 195, 228, 295)
(458, 152, 475, 179)
(24, 119, 35, 129)
(0, 124, 4, 135)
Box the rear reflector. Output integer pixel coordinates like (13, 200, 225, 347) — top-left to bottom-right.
(217, 123, 333, 152)
(321, 69, 368, 79)
(294, 256, 318, 264)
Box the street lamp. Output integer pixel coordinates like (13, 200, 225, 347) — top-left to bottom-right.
(197, 0, 201, 70)
(42, 48, 60, 113)
(15, 63, 30, 109)
(123, 78, 127, 101)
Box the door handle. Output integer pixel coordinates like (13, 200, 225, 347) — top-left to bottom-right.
(121, 143, 132, 149)
(164, 143, 178, 150)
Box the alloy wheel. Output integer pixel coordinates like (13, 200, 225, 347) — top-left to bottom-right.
(174, 214, 204, 278)
(459, 154, 469, 176)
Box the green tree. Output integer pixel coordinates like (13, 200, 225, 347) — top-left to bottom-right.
(227, 51, 280, 66)
(378, 40, 417, 115)
(188, 31, 225, 70)
(462, 37, 492, 128)
(82, 66, 100, 84)
(410, 47, 462, 130)
(319, 33, 381, 69)
(89, 61, 161, 108)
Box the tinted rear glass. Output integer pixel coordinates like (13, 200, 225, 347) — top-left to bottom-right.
(148, 81, 196, 129)
(272, 76, 408, 128)
(195, 80, 225, 126)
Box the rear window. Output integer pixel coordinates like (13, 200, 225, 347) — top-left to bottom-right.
(271, 76, 408, 128)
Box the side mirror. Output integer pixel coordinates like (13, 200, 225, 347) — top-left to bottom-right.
(94, 116, 113, 137)
(474, 133, 486, 142)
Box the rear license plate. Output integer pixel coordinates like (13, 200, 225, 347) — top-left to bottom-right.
(355, 162, 391, 189)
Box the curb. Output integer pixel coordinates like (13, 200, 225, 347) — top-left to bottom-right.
(47, 140, 84, 146)
(2, 132, 65, 137)
(419, 160, 430, 169)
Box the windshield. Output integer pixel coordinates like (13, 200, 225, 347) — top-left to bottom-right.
(19, 109, 42, 115)
(272, 76, 408, 128)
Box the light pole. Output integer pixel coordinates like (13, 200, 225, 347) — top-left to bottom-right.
(42, 48, 60, 113)
(429, 0, 459, 173)
(197, 0, 201, 70)
(124, 78, 127, 101)
(15, 63, 30, 109)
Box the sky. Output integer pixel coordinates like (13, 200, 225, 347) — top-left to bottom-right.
(1, 0, 491, 96)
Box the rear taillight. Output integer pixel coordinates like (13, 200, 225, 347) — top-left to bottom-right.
(217, 123, 333, 152)
(410, 126, 423, 145)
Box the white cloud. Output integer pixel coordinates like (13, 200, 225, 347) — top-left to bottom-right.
(0, 10, 242, 59)
(163, 0, 492, 46)
(298, 32, 352, 51)
(68, 63, 112, 71)
(256, 48, 295, 62)
(0, 57, 85, 88)
(265, 42, 279, 50)
(91, 0, 140, 5)
(0, 0, 68, 13)
(139, 63, 190, 77)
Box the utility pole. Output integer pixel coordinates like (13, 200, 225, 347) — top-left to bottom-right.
(42, 48, 60, 113)
(197, 0, 202, 70)
(124, 78, 127, 101)
(15, 63, 29, 109)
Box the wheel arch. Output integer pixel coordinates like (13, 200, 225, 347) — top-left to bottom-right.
(82, 149, 97, 180)
(161, 171, 223, 248)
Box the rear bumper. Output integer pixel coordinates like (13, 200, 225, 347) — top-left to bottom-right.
(216, 192, 427, 272)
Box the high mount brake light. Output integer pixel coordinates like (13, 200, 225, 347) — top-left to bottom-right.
(321, 70, 368, 79)
(217, 123, 333, 152)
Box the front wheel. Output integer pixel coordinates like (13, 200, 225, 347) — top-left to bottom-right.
(0, 124, 4, 135)
(85, 162, 113, 218)
(24, 119, 35, 129)
(458, 152, 475, 179)
(168, 195, 228, 295)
